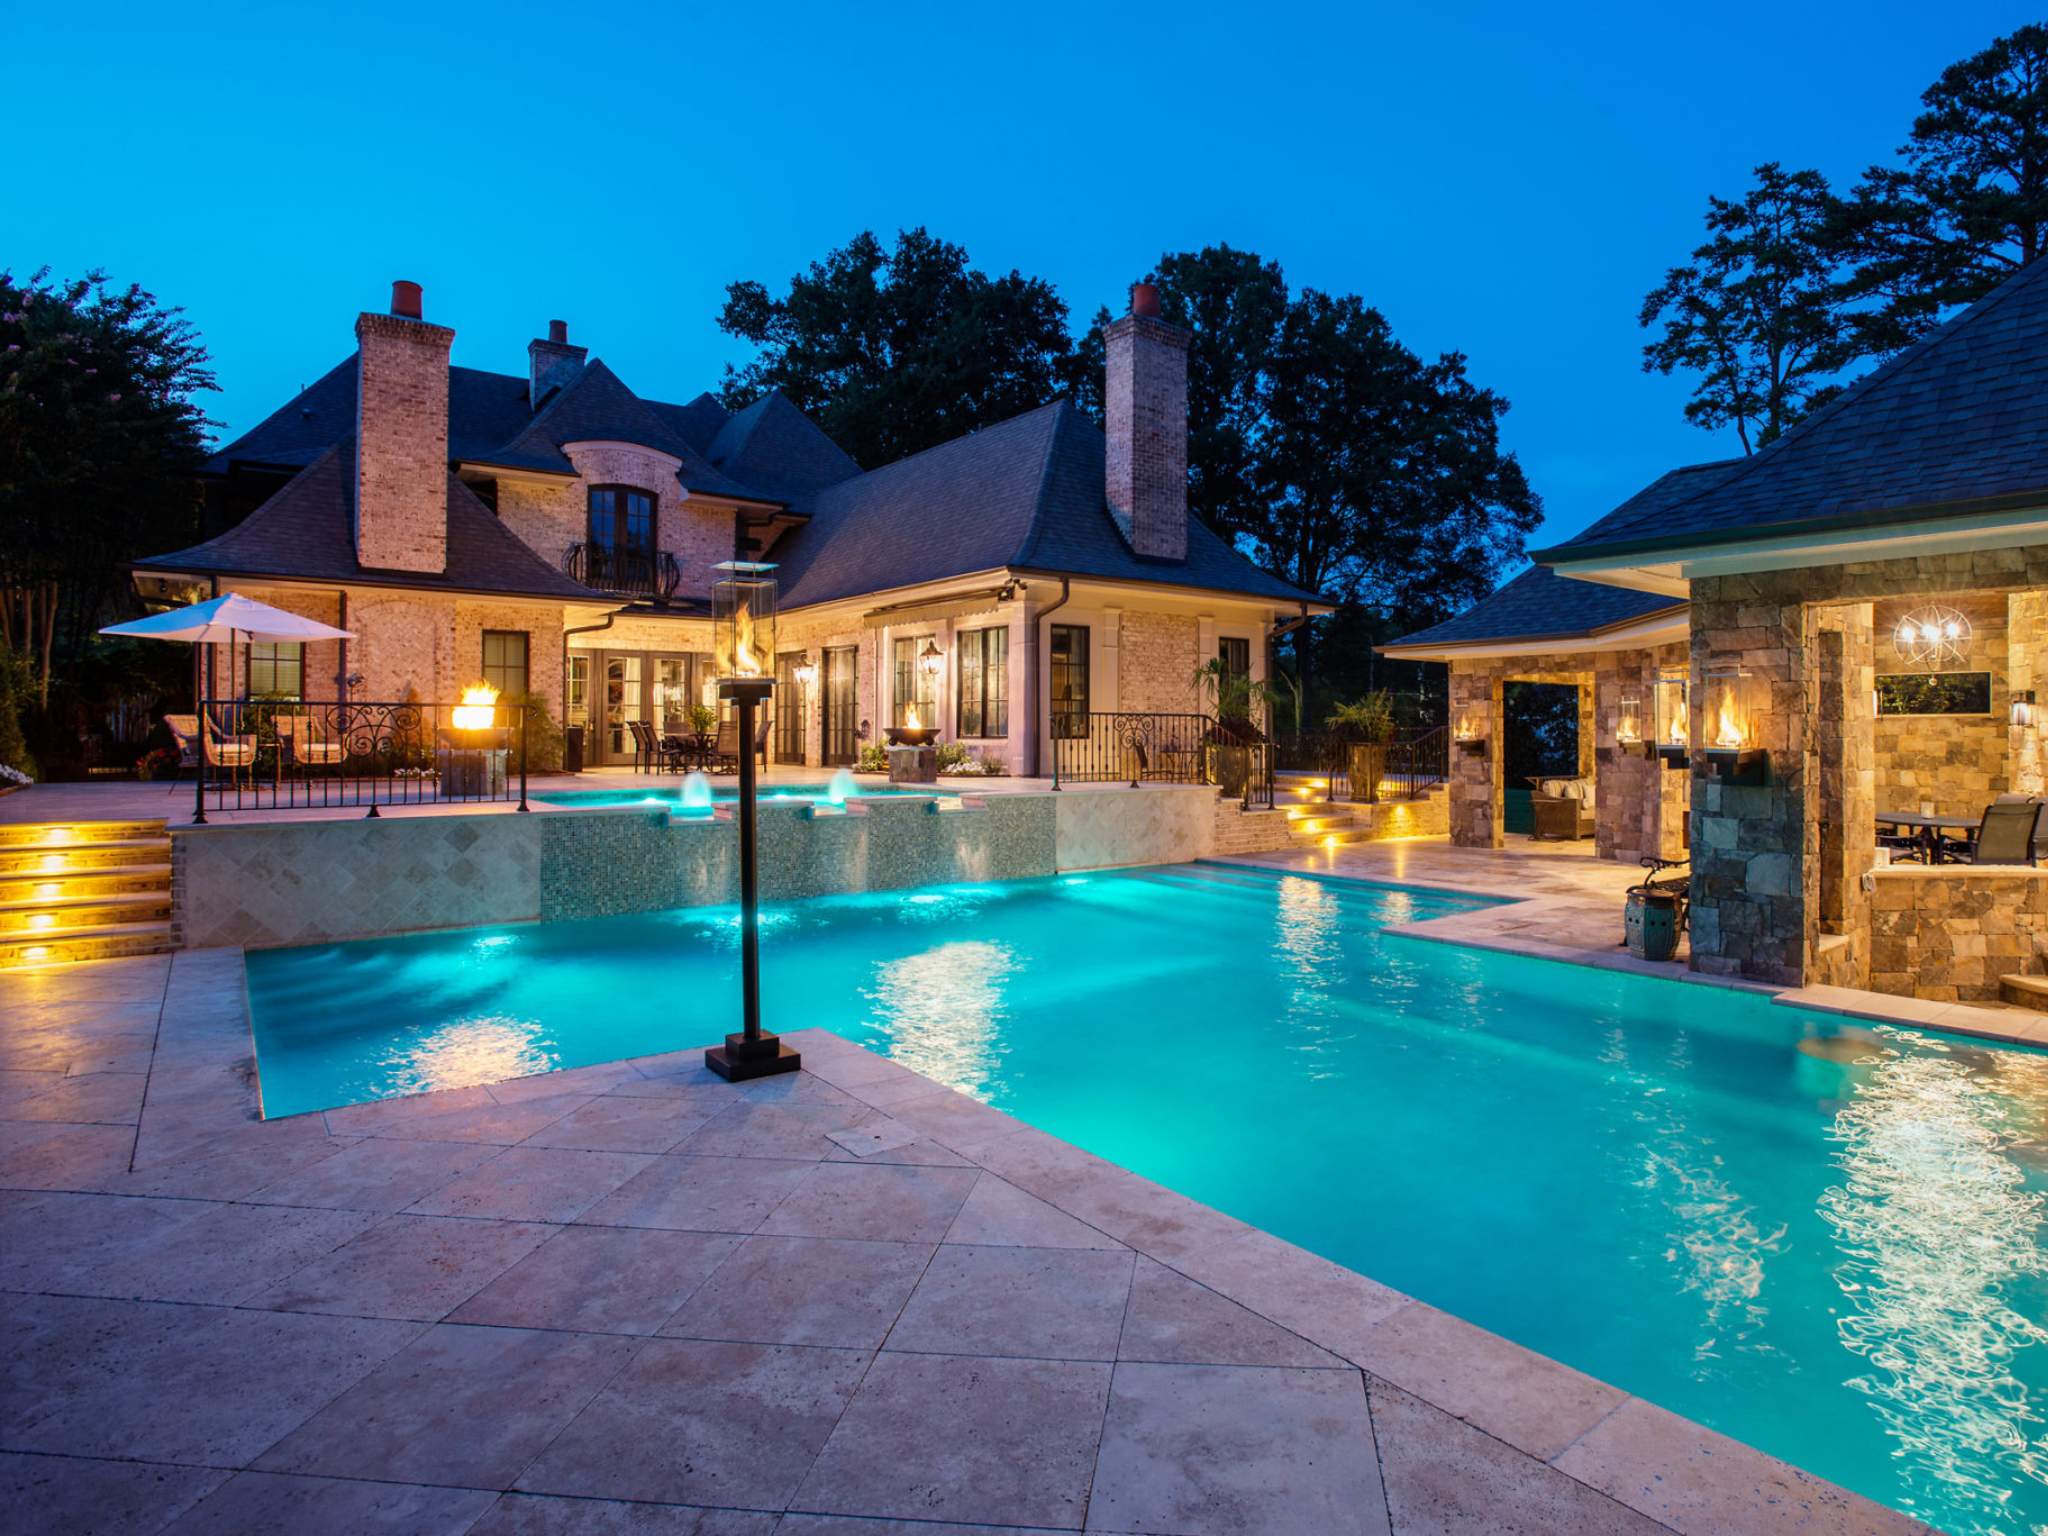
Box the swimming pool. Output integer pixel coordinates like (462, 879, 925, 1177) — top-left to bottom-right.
(244, 863, 2048, 1535)
(535, 781, 933, 810)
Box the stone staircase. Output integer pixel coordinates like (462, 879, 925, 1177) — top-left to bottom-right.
(0, 819, 175, 969)
(1213, 779, 1450, 856)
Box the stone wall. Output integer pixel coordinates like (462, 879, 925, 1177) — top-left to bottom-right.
(1591, 644, 1688, 865)
(2011, 589, 2048, 795)
(1869, 867, 2048, 1001)
(1053, 784, 1216, 869)
(1447, 656, 1594, 849)
(1873, 593, 2008, 817)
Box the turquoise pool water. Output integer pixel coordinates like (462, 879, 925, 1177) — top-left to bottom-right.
(244, 864, 2048, 1535)
(535, 781, 930, 810)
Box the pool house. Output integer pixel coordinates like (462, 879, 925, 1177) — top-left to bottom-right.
(1386, 252, 2048, 1003)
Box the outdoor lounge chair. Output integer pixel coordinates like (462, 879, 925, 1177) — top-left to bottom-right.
(1938, 800, 2042, 865)
(161, 714, 202, 792)
(277, 713, 346, 769)
(199, 712, 257, 776)
(1529, 776, 1595, 840)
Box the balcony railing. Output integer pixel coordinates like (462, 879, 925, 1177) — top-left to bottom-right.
(565, 542, 683, 599)
(1051, 711, 1274, 808)
(1274, 726, 1449, 803)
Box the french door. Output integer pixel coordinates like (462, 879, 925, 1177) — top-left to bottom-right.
(823, 646, 858, 765)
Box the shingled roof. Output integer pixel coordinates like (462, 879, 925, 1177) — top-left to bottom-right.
(1542, 256, 2048, 561)
(773, 400, 1318, 610)
(1383, 565, 1684, 654)
(139, 443, 599, 601)
(703, 392, 863, 502)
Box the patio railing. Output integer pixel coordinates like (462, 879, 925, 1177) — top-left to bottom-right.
(1272, 726, 1450, 804)
(189, 699, 529, 818)
(1051, 711, 1275, 808)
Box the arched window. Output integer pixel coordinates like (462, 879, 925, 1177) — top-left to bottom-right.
(587, 485, 654, 555)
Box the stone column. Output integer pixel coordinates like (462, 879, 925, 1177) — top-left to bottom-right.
(1446, 661, 1500, 847)
(2010, 590, 2048, 795)
(1814, 605, 1875, 985)
(1688, 576, 1814, 984)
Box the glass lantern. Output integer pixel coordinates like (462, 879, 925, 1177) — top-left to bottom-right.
(712, 561, 778, 685)
(1616, 694, 1645, 754)
(1651, 670, 1688, 766)
(1701, 663, 1767, 782)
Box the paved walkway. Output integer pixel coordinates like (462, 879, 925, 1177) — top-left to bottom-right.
(1, 950, 1930, 1535)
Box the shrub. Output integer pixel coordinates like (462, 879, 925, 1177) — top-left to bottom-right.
(506, 690, 565, 772)
(1326, 692, 1397, 745)
(855, 743, 887, 772)
(0, 641, 36, 779)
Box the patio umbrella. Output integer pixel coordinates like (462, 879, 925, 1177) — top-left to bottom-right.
(100, 593, 354, 822)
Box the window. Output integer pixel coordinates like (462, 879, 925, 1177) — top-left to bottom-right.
(1218, 637, 1251, 688)
(587, 486, 654, 553)
(1051, 625, 1089, 738)
(892, 636, 936, 727)
(824, 646, 859, 764)
(247, 642, 302, 699)
(566, 655, 590, 727)
(956, 627, 1008, 738)
(1877, 673, 1992, 715)
(775, 654, 807, 759)
(482, 631, 529, 700)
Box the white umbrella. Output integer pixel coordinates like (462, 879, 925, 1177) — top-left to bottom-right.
(101, 593, 355, 823)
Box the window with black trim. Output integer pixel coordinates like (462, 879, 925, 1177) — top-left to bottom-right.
(1218, 636, 1251, 688)
(957, 627, 1008, 738)
(483, 631, 529, 699)
(587, 486, 654, 553)
(892, 636, 936, 727)
(1051, 625, 1089, 738)
(248, 642, 302, 699)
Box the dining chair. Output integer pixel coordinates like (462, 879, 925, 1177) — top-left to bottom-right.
(1942, 800, 2043, 865)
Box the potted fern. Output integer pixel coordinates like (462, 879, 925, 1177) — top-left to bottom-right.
(1191, 659, 1272, 797)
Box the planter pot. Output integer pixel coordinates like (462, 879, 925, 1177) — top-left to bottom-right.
(1625, 890, 1680, 962)
(1208, 744, 1251, 797)
(1348, 744, 1387, 802)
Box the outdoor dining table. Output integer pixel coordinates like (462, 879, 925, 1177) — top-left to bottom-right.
(1875, 810, 1979, 864)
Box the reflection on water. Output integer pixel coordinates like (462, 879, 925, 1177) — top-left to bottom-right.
(1603, 1028, 1786, 1368)
(1821, 1037, 2048, 1532)
(379, 1013, 551, 1097)
(1275, 876, 1344, 1065)
(864, 939, 1016, 1099)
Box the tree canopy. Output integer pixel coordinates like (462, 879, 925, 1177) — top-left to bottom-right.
(0, 268, 213, 706)
(1646, 25, 2048, 448)
(716, 227, 1088, 469)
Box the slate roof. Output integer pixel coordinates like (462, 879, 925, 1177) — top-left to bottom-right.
(703, 392, 863, 502)
(139, 442, 598, 601)
(202, 358, 783, 504)
(1543, 256, 2048, 560)
(1384, 564, 1684, 652)
(774, 400, 1318, 610)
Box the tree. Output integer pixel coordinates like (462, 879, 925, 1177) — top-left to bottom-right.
(1834, 24, 2048, 355)
(0, 269, 213, 704)
(1639, 163, 1855, 454)
(716, 228, 1088, 469)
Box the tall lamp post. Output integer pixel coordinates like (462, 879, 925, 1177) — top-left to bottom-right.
(704, 561, 802, 1082)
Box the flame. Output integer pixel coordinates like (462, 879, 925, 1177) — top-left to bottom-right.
(1669, 714, 1688, 746)
(904, 704, 922, 731)
(1454, 718, 1473, 741)
(731, 600, 761, 677)
(451, 683, 498, 731)
(1715, 690, 1743, 749)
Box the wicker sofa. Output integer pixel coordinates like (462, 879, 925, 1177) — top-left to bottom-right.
(1529, 775, 1596, 841)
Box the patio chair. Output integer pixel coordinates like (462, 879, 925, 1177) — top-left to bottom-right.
(709, 720, 741, 773)
(199, 712, 257, 780)
(277, 713, 346, 771)
(753, 712, 772, 770)
(625, 719, 660, 774)
(1938, 800, 2042, 865)
(161, 714, 202, 793)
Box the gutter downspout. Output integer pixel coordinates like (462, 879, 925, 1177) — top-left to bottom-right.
(1031, 578, 1071, 785)
(563, 610, 621, 756)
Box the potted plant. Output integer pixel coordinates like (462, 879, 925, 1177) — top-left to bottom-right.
(1191, 659, 1271, 797)
(1326, 693, 1396, 801)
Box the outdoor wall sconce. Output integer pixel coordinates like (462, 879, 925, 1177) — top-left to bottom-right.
(1651, 671, 1689, 768)
(1892, 604, 1972, 669)
(1703, 664, 1767, 785)
(706, 561, 798, 1084)
(792, 658, 818, 689)
(1616, 695, 1647, 756)
(2015, 690, 2037, 729)
(917, 638, 945, 680)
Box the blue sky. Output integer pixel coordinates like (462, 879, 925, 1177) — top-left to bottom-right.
(12, 0, 2036, 545)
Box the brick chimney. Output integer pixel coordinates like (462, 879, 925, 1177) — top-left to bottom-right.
(354, 280, 454, 573)
(527, 318, 587, 407)
(1102, 281, 1189, 563)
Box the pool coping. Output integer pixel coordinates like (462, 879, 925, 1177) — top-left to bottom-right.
(61, 946, 1938, 1535)
(1207, 855, 2048, 1053)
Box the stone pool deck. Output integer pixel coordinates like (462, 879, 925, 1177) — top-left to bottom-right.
(1, 950, 1935, 1536)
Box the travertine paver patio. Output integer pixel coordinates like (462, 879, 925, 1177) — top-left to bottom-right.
(2, 949, 1936, 1535)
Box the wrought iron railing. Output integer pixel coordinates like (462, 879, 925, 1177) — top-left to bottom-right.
(186, 700, 528, 820)
(564, 542, 683, 599)
(1051, 712, 1274, 808)
(1271, 726, 1449, 804)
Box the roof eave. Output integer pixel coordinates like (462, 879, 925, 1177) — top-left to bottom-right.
(1379, 604, 1690, 661)
(129, 558, 612, 608)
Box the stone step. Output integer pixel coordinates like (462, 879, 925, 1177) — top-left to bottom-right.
(0, 921, 176, 970)
(0, 819, 168, 848)
(0, 839, 171, 877)
(0, 865, 172, 904)
(0, 892, 173, 933)
(1998, 974, 2048, 1013)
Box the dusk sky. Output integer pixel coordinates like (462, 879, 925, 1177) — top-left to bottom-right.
(14, 1, 2035, 548)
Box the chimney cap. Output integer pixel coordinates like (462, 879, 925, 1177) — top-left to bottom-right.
(548, 319, 568, 344)
(390, 280, 423, 319)
(1131, 282, 1162, 320)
